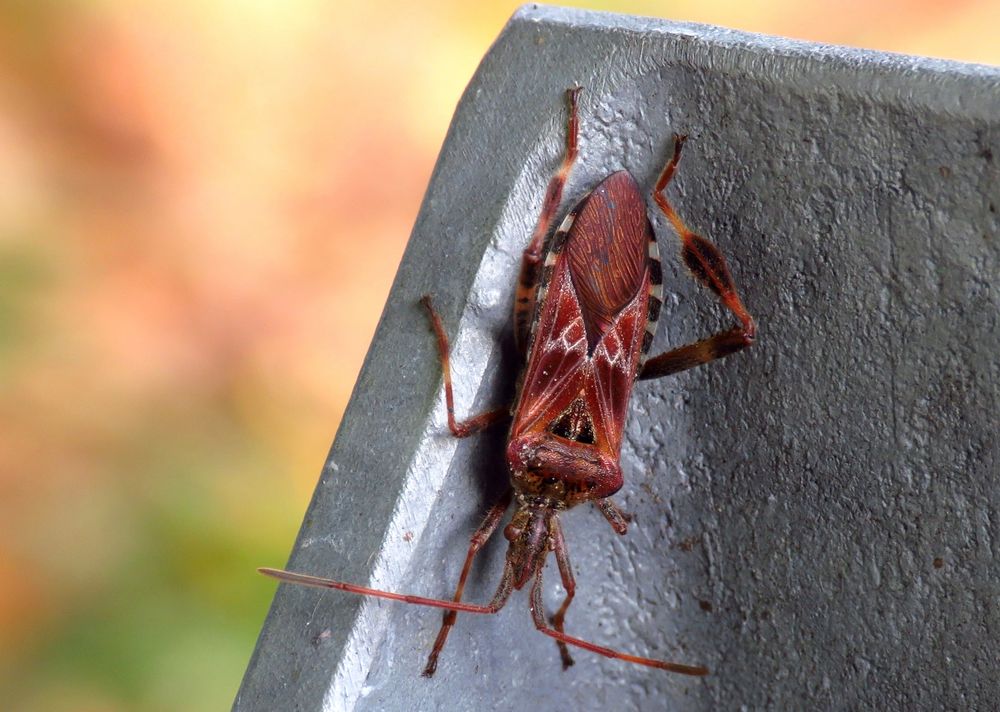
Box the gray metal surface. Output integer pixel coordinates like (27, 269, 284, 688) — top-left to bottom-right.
(235, 6, 1000, 711)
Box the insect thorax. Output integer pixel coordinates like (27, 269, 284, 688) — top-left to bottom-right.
(506, 432, 623, 507)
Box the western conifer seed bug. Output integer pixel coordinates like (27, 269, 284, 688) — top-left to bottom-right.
(261, 87, 756, 677)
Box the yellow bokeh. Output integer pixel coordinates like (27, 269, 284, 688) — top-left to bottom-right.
(0, 1, 994, 709)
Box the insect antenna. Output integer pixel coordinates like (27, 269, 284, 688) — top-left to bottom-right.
(258, 567, 515, 616)
(527, 562, 709, 676)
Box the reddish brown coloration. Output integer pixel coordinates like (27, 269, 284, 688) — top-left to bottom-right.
(260, 88, 756, 678)
(421, 294, 509, 437)
(514, 87, 581, 358)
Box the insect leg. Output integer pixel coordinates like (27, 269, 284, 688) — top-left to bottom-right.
(527, 562, 708, 675)
(421, 295, 510, 437)
(422, 489, 513, 677)
(652, 134, 756, 339)
(641, 135, 756, 380)
(596, 498, 631, 535)
(514, 86, 581, 356)
(549, 516, 576, 669)
(639, 326, 752, 380)
(262, 564, 518, 675)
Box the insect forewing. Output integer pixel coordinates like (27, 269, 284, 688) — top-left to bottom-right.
(512, 171, 655, 454)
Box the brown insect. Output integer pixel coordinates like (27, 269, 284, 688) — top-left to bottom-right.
(260, 88, 755, 677)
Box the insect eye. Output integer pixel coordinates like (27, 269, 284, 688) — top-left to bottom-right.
(503, 523, 522, 541)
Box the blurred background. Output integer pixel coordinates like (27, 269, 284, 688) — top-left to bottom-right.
(0, 1, 996, 710)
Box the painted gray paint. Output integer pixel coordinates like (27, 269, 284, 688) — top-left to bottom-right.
(236, 6, 1000, 711)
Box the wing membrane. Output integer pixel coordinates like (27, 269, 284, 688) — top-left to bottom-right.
(512, 171, 654, 450)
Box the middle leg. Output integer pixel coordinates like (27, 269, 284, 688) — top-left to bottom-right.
(421, 295, 510, 437)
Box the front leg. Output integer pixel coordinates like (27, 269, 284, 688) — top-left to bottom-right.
(422, 489, 513, 676)
(597, 498, 631, 535)
(549, 517, 576, 669)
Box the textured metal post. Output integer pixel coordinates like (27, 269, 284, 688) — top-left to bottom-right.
(235, 6, 999, 711)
